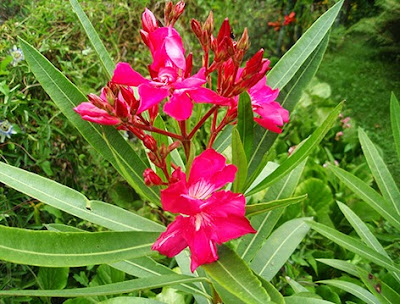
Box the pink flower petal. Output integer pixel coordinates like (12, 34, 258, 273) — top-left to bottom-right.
(137, 84, 169, 114)
(184, 221, 219, 272)
(163, 91, 193, 121)
(74, 102, 120, 125)
(111, 62, 149, 86)
(213, 216, 256, 243)
(152, 216, 188, 257)
(249, 76, 279, 106)
(200, 191, 246, 218)
(174, 68, 206, 89)
(189, 149, 236, 187)
(161, 175, 201, 215)
(188, 88, 232, 106)
(81, 115, 120, 125)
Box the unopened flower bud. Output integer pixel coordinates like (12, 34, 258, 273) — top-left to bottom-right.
(148, 151, 158, 163)
(120, 86, 139, 114)
(88, 93, 106, 108)
(191, 19, 202, 39)
(237, 28, 249, 51)
(143, 135, 158, 151)
(143, 168, 163, 186)
(164, 1, 173, 25)
(173, 1, 185, 19)
(115, 97, 130, 119)
(159, 143, 168, 159)
(217, 18, 232, 43)
(103, 87, 116, 106)
(185, 53, 193, 78)
(168, 141, 181, 152)
(142, 8, 158, 33)
(203, 11, 214, 35)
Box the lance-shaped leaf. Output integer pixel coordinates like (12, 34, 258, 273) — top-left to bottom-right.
(247, 102, 342, 195)
(251, 218, 311, 280)
(19, 38, 160, 204)
(232, 128, 248, 193)
(213, 124, 233, 153)
(47, 224, 211, 300)
(307, 221, 400, 274)
(328, 165, 400, 230)
(358, 128, 400, 216)
(359, 269, 400, 304)
(69, 0, 114, 77)
(202, 246, 271, 304)
(257, 274, 285, 304)
(284, 297, 335, 304)
(268, 1, 343, 89)
(318, 280, 379, 304)
(245, 195, 307, 217)
(237, 159, 306, 262)
(316, 259, 360, 278)
(0, 225, 159, 267)
(246, 33, 330, 180)
(391, 93, 400, 160)
(99, 297, 165, 304)
(285, 277, 309, 293)
(175, 250, 213, 304)
(337, 202, 388, 257)
(0, 162, 164, 232)
(0, 274, 207, 297)
(237, 92, 254, 160)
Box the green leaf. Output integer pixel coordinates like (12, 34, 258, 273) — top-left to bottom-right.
(251, 218, 311, 280)
(47, 224, 210, 300)
(307, 221, 400, 274)
(237, 92, 254, 160)
(247, 102, 342, 195)
(0, 162, 164, 232)
(175, 250, 212, 304)
(359, 269, 400, 304)
(257, 274, 285, 304)
(19, 38, 160, 204)
(285, 277, 309, 293)
(328, 165, 400, 230)
(203, 245, 271, 304)
(318, 280, 379, 304)
(38, 267, 69, 290)
(316, 259, 360, 278)
(69, 0, 114, 77)
(391, 93, 400, 160)
(0, 225, 159, 267)
(337, 202, 388, 257)
(284, 296, 335, 304)
(213, 124, 233, 153)
(268, 1, 343, 89)
(0, 274, 207, 297)
(245, 195, 307, 217)
(237, 159, 306, 262)
(232, 128, 248, 192)
(359, 128, 400, 216)
(99, 297, 165, 304)
(246, 32, 330, 181)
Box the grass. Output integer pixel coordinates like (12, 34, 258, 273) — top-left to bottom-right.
(317, 33, 400, 182)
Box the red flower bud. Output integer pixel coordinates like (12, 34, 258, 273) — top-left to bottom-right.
(173, 1, 185, 19)
(142, 8, 158, 33)
(143, 168, 163, 186)
(143, 135, 157, 151)
(217, 18, 231, 44)
(191, 19, 202, 39)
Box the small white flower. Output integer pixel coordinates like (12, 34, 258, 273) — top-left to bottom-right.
(10, 45, 24, 66)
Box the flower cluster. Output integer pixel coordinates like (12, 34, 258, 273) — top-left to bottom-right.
(74, 1, 290, 270)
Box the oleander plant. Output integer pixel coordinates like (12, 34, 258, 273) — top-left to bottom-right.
(1, 0, 399, 303)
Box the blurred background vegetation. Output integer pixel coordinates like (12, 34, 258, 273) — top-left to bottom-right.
(0, 0, 399, 302)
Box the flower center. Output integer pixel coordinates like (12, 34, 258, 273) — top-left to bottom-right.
(194, 212, 211, 231)
(157, 67, 178, 84)
(188, 179, 215, 200)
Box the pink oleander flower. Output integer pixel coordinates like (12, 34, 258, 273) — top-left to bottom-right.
(112, 9, 229, 121)
(249, 76, 289, 133)
(152, 149, 256, 271)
